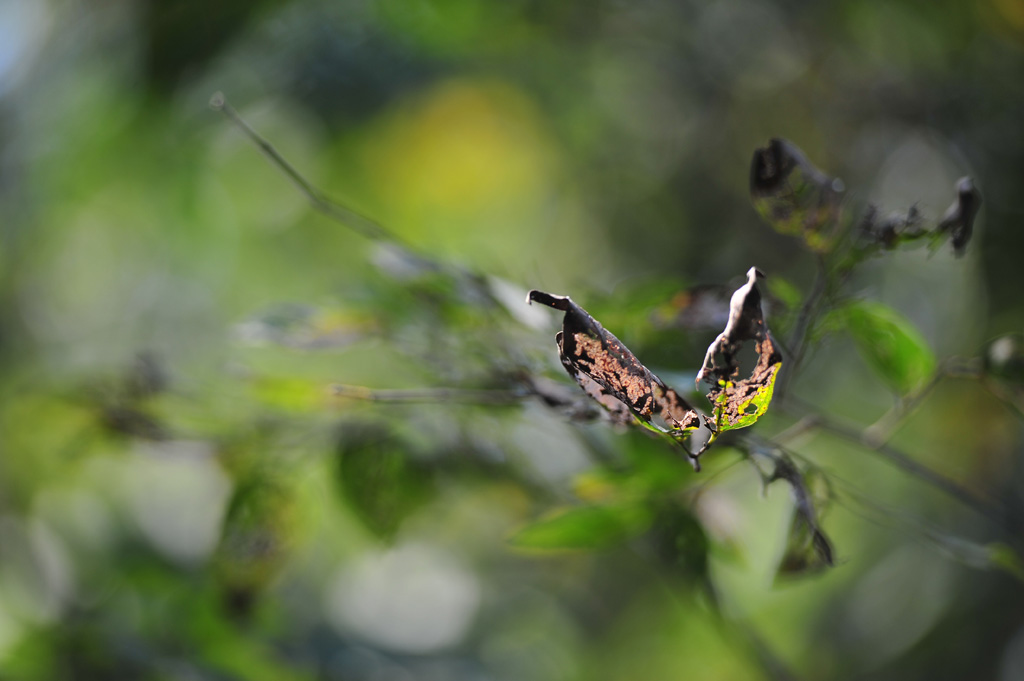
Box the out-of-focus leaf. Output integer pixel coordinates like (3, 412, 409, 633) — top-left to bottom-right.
(750, 138, 844, 251)
(572, 440, 694, 502)
(648, 502, 711, 584)
(509, 503, 653, 551)
(746, 445, 834, 578)
(214, 475, 299, 616)
(858, 204, 926, 250)
(746, 447, 835, 580)
(527, 290, 707, 467)
(335, 423, 436, 539)
(696, 268, 783, 434)
(835, 300, 936, 395)
(776, 467, 835, 579)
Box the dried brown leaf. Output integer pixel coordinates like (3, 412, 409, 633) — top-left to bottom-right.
(696, 267, 783, 433)
(527, 290, 703, 437)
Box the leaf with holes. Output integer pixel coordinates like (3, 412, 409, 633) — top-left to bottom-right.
(527, 290, 705, 459)
(696, 267, 783, 434)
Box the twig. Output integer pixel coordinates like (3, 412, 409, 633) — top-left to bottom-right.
(209, 92, 395, 242)
(771, 414, 820, 445)
(782, 398, 1011, 531)
(863, 357, 982, 447)
(821, 466, 1024, 574)
(331, 384, 528, 404)
(777, 254, 828, 398)
(983, 380, 1024, 421)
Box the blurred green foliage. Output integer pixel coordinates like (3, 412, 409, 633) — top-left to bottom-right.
(2, 1, 1024, 680)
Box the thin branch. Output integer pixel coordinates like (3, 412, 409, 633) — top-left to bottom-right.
(782, 398, 1011, 531)
(983, 380, 1024, 421)
(771, 414, 819, 446)
(209, 92, 395, 242)
(777, 254, 828, 399)
(823, 467, 1024, 574)
(863, 357, 982, 447)
(331, 384, 528, 405)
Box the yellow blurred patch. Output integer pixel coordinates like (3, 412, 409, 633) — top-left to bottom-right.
(992, 0, 1024, 30)
(366, 79, 552, 217)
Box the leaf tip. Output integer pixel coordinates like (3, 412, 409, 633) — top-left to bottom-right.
(527, 290, 571, 311)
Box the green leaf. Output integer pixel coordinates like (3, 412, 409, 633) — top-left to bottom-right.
(836, 300, 936, 395)
(649, 503, 711, 582)
(336, 423, 436, 539)
(509, 503, 653, 551)
(215, 476, 299, 598)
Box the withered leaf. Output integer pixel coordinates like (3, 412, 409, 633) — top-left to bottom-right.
(936, 176, 982, 257)
(696, 267, 783, 433)
(858, 176, 981, 258)
(747, 446, 835, 578)
(751, 138, 844, 251)
(527, 290, 704, 447)
(771, 457, 834, 578)
(858, 204, 926, 249)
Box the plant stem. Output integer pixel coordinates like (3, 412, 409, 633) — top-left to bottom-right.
(210, 92, 395, 242)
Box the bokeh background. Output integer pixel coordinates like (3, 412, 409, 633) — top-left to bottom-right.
(2, 0, 1024, 679)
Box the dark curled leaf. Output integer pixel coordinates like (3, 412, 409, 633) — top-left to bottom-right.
(858, 177, 981, 257)
(859, 204, 926, 249)
(936, 176, 982, 256)
(527, 290, 704, 457)
(696, 267, 782, 433)
(750, 138, 843, 251)
(748, 447, 834, 578)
